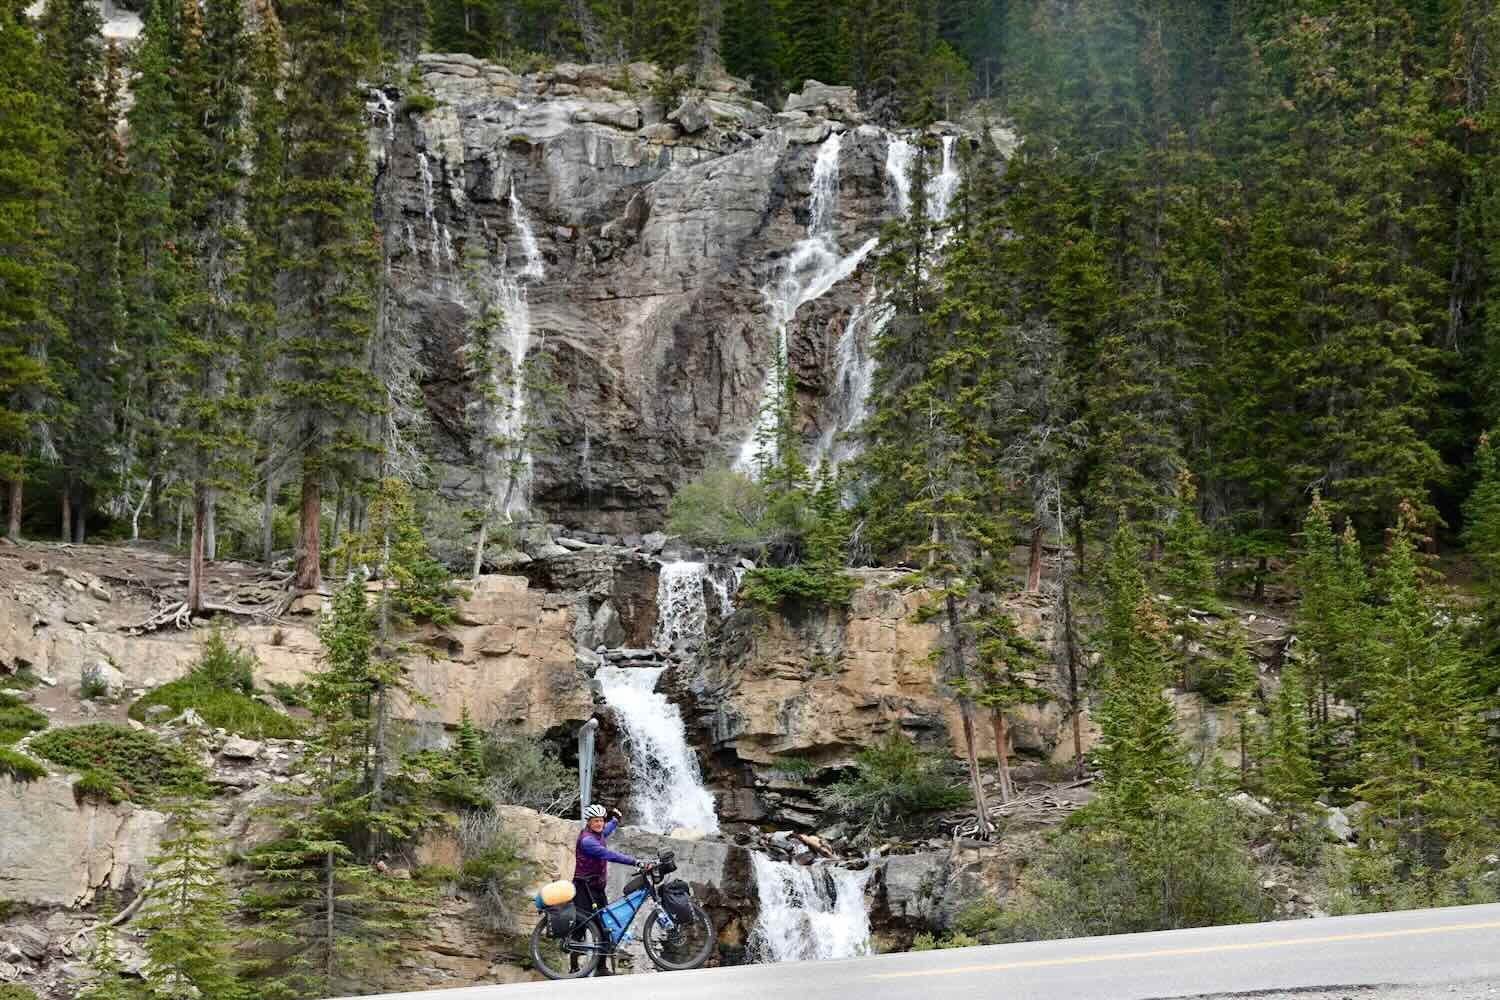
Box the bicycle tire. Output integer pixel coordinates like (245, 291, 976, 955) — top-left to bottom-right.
(529, 915, 602, 980)
(642, 902, 715, 971)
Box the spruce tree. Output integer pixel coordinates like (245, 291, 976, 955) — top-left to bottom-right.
(1091, 522, 1190, 819)
(0, 0, 60, 541)
(274, 0, 384, 595)
(1463, 431, 1500, 702)
(1260, 658, 1318, 810)
(250, 578, 435, 999)
(1355, 506, 1499, 878)
(137, 796, 249, 1000)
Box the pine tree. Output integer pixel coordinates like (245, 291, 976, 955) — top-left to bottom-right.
(137, 796, 249, 1000)
(1462, 431, 1500, 702)
(250, 578, 436, 999)
(78, 903, 149, 1000)
(1355, 505, 1499, 884)
(168, 0, 256, 611)
(966, 607, 1047, 804)
(1090, 522, 1190, 819)
(274, 0, 384, 594)
(0, 0, 61, 541)
(1160, 470, 1220, 612)
(1260, 658, 1318, 810)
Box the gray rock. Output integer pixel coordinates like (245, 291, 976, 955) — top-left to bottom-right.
(9, 926, 49, 960)
(592, 602, 626, 648)
(784, 80, 860, 118)
(63, 602, 99, 626)
(640, 532, 668, 554)
(220, 736, 263, 761)
(667, 98, 710, 134)
(0, 960, 18, 982)
(81, 659, 124, 696)
(1320, 804, 1355, 842)
(556, 536, 592, 551)
(532, 542, 572, 560)
(1228, 791, 1273, 819)
(169, 708, 208, 730)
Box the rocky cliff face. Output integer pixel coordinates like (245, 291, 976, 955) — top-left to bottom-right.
(373, 58, 929, 532)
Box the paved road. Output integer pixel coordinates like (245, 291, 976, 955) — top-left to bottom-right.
(355, 903, 1500, 1000)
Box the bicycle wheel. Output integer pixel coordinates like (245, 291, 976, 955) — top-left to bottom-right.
(529, 915, 602, 980)
(643, 902, 715, 971)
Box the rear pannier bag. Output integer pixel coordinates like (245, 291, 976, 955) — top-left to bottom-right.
(660, 879, 693, 924)
(546, 901, 576, 938)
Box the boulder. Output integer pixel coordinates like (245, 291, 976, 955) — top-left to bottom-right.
(667, 99, 711, 134)
(81, 659, 125, 697)
(0, 775, 167, 907)
(1228, 791, 1273, 819)
(784, 80, 860, 118)
(7, 925, 49, 961)
(220, 736, 263, 761)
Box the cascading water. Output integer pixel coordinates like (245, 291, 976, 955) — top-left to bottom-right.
(737, 132, 878, 472)
(486, 183, 545, 517)
(653, 560, 740, 651)
(417, 152, 443, 272)
(595, 666, 720, 835)
(750, 853, 873, 963)
(811, 133, 961, 471)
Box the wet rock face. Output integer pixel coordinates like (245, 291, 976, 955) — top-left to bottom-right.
(373, 63, 906, 533)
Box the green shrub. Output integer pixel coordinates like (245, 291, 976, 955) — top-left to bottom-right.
(28, 724, 206, 803)
(1326, 840, 1499, 915)
(911, 930, 980, 951)
(667, 467, 772, 548)
(0, 667, 40, 691)
(0, 745, 47, 782)
(129, 681, 299, 739)
(73, 767, 125, 804)
(415, 864, 459, 884)
(127, 632, 298, 739)
(0, 692, 47, 745)
(480, 725, 574, 814)
(820, 733, 968, 843)
(457, 816, 536, 930)
(741, 564, 857, 609)
(400, 92, 437, 115)
(771, 755, 816, 778)
(0, 984, 39, 1000)
(79, 664, 112, 701)
(995, 795, 1270, 941)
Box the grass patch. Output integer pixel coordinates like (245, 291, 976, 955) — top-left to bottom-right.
(0, 984, 40, 1000)
(0, 691, 47, 745)
(127, 631, 298, 739)
(0, 745, 47, 782)
(129, 680, 300, 739)
(79, 664, 112, 701)
(0, 667, 41, 691)
(28, 723, 206, 804)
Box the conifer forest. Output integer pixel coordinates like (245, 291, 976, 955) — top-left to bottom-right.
(2, 0, 1500, 998)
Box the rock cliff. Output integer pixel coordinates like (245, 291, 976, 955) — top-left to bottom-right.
(372, 59, 930, 532)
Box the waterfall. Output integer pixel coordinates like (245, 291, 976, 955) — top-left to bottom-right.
(417, 152, 443, 272)
(811, 133, 960, 471)
(926, 135, 961, 232)
(749, 854, 873, 963)
(654, 560, 739, 651)
(595, 666, 720, 835)
(737, 132, 878, 472)
(484, 184, 545, 517)
(884, 137, 915, 216)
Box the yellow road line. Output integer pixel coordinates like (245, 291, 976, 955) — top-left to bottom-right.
(869, 919, 1500, 980)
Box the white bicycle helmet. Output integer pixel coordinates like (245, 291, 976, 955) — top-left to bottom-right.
(583, 803, 607, 820)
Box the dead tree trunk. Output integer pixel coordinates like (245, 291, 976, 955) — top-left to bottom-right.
(188, 484, 207, 614)
(71, 481, 85, 543)
(60, 480, 71, 542)
(1062, 574, 1084, 778)
(991, 710, 1014, 803)
(1026, 524, 1043, 593)
(946, 588, 991, 836)
(6, 478, 21, 541)
(261, 470, 277, 564)
(204, 490, 217, 562)
(295, 465, 322, 593)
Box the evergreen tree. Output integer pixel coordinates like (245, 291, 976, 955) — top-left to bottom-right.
(1159, 470, 1220, 612)
(274, 0, 384, 594)
(1260, 658, 1318, 810)
(137, 796, 249, 1000)
(0, 0, 60, 541)
(1462, 431, 1500, 702)
(1090, 522, 1190, 819)
(1354, 506, 1499, 878)
(250, 578, 436, 998)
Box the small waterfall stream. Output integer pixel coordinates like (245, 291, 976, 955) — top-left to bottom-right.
(737, 132, 878, 472)
(750, 854, 874, 962)
(487, 182, 545, 516)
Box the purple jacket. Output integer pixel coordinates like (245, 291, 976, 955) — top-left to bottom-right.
(575, 819, 636, 886)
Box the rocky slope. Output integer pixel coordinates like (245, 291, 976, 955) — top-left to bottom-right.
(372, 57, 959, 532)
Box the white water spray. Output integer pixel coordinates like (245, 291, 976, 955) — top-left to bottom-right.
(927, 135, 961, 240)
(595, 666, 720, 835)
(750, 854, 873, 963)
(654, 560, 740, 651)
(483, 183, 545, 517)
(885, 136, 915, 216)
(737, 132, 878, 472)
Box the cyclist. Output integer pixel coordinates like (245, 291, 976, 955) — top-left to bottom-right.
(573, 804, 647, 974)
